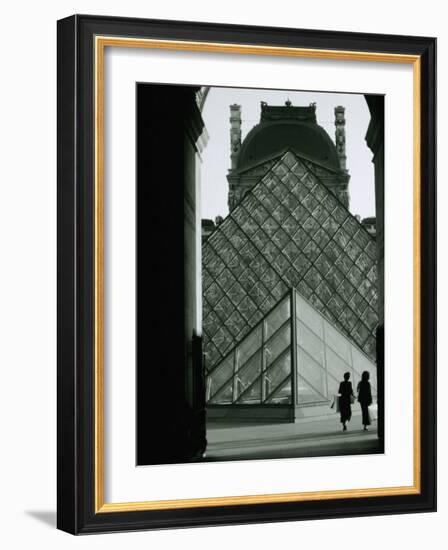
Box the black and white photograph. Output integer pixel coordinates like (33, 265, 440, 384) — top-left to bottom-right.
(0, 0, 440, 544)
(136, 83, 384, 465)
(56, 17, 436, 532)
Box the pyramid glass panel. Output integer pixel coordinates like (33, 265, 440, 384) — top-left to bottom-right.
(296, 321, 325, 365)
(206, 354, 234, 402)
(209, 378, 233, 405)
(297, 375, 325, 404)
(235, 350, 262, 397)
(265, 351, 291, 392)
(297, 349, 328, 400)
(237, 325, 262, 367)
(265, 324, 291, 367)
(295, 290, 377, 404)
(265, 376, 292, 404)
(265, 295, 290, 340)
(235, 378, 262, 404)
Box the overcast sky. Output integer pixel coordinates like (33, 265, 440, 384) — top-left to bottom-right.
(201, 87, 375, 221)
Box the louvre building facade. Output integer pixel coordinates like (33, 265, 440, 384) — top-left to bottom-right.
(202, 102, 378, 420)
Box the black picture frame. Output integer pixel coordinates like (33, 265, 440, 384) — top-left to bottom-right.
(57, 14, 436, 534)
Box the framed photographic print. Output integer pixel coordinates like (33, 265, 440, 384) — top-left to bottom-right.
(57, 14, 436, 534)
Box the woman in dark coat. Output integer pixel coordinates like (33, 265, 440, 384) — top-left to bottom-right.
(357, 370, 373, 430)
(338, 372, 354, 431)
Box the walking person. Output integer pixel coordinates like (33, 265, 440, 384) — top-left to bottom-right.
(357, 371, 373, 431)
(338, 372, 355, 431)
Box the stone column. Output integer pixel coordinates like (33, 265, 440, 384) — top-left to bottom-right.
(334, 106, 347, 171)
(230, 104, 242, 170)
(227, 104, 242, 211)
(136, 84, 207, 464)
(365, 95, 385, 445)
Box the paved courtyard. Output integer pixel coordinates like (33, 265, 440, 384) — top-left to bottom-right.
(204, 411, 380, 462)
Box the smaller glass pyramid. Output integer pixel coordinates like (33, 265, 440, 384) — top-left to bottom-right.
(206, 289, 377, 406)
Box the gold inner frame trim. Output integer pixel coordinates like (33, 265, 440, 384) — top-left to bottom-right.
(94, 35, 422, 514)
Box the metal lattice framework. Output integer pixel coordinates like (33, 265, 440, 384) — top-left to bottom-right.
(202, 150, 378, 372)
(206, 289, 377, 406)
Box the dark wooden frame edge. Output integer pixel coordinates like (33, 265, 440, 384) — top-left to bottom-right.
(57, 14, 436, 535)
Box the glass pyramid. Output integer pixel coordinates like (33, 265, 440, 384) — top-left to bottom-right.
(202, 150, 378, 373)
(206, 289, 377, 406)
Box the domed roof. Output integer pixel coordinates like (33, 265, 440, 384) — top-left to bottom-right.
(236, 103, 341, 172)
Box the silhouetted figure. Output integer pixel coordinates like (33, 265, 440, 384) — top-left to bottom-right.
(339, 372, 354, 431)
(357, 371, 373, 431)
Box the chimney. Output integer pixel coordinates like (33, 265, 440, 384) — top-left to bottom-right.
(229, 104, 242, 170)
(334, 106, 347, 171)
